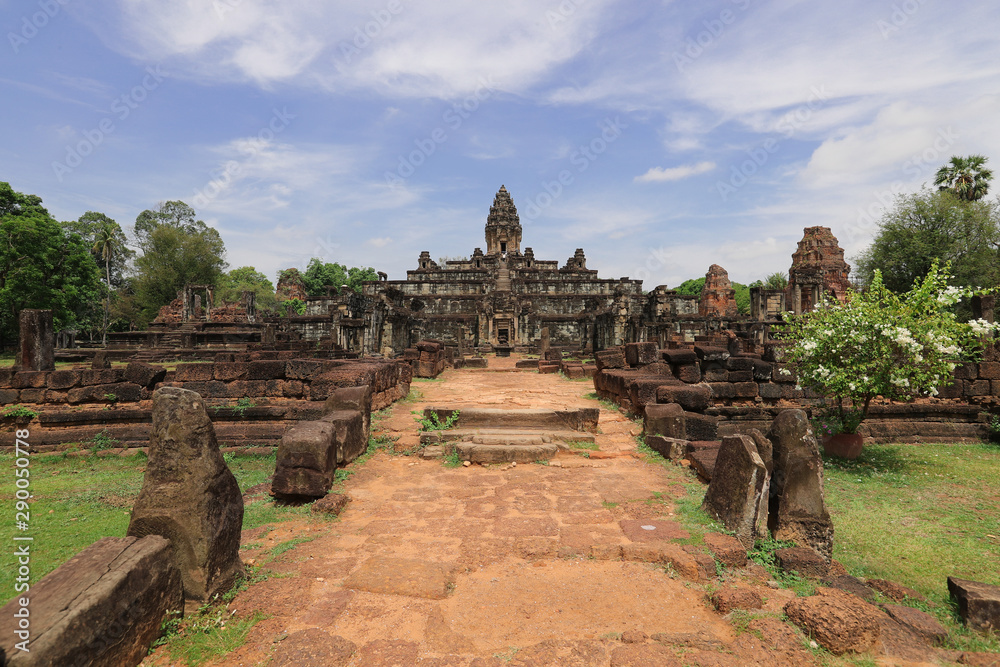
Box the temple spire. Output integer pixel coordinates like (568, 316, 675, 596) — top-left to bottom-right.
(485, 185, 522, 256)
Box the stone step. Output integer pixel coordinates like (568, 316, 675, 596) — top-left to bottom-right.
(456, 442, 559, 463)
(420, 429, 596, 445)
(423, 407, 599, 432)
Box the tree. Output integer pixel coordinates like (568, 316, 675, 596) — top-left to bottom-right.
(0, 182, 102, 348)
(300, 258, 379, 296)
(779, 262, 997, 434)
(934, 154, 993, 201)
(131, 201, 227, 325)
(217, 266, 277, 313)
(854, 189, 1000, 303)
(763, 272, 788, 290)
(63, 212, 132, 344)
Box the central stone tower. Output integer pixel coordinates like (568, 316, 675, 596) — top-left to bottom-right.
(484, 185, 522, 257)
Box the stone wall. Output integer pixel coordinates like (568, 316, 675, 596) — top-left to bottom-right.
(593, 341, 997, 442)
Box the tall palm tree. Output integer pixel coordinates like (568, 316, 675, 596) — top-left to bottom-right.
(92, 222, 124, 345)
(934, 154, 994, 201)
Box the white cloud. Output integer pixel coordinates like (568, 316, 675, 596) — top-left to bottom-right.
(635, 161, 715, 183)
(367, 236, 393, 248)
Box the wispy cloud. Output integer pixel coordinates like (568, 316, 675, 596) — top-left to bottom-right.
(635, 161, 715, 183)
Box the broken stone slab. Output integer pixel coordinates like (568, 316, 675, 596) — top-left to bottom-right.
(270, 629, 356, 667)
(784, 587, 882, 655)
(688, 442, 721, 482)
(127, 387, 243, 608)
(343, 556, 455, 599)
(644, 435, 689, 460)
(948, 577, 1000, 632)
(702, 434, 769, 548)
(123, 361, 167, 388)
(776, 546, 830, 578)
(882, 603, 948, 645)
(621, 542, 700, 581)
(273, 420, 339, 498)
(644, 402, 685, 438)
(455, 442, 559, 463)
(655, 384, 711, 412)
(0, 535, 181, 667)
(19, 309, 55, 371)
(767, 409, 834, 560)
(319, 408, 367, 465)
(702, 533, 747, 569)
(712, 586, 764, 614)
(323, 384, 372, 444)
(311, 493, 350, 516)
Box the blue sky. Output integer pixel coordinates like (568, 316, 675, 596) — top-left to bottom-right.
(3, 0, 999, 288)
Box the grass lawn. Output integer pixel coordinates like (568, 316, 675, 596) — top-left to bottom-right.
(0, 450, 309, 607)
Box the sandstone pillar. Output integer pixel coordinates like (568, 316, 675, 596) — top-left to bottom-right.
(20, 309, 55, 371)
(539, 327, 550, 357)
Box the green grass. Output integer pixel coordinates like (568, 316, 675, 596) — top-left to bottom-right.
(153, 604, 265, 666)
(0, 451, 301, 605)
(567, 440, 599, 451)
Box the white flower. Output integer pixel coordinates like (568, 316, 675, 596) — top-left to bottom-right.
(779, 368, 792, 376)
(937, 286, 964, 306)
(968, 318, 998, 336)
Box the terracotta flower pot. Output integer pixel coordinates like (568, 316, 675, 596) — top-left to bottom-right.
(821, 433, 864, 459)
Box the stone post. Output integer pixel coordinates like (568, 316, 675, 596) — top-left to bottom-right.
(793, 284, 802, 316)
(972, 295, 995, 323)
(456, 326, 465, 357)
(20, 309, 55, 371)
(539, 326, 550, 357)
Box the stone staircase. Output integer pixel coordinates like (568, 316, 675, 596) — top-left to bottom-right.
(495, 266, 511, 292)
(419, 406, 599, 463)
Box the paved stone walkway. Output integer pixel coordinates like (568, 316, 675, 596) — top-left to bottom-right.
(166, 357, 820, 666)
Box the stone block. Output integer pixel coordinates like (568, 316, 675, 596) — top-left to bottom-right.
(0, 389, 19, 405)
(936, 380, 962, 399)
(324, 383, 372, 449)
(767, 410, 833, 560)
(772, 365, 797, 383)
(776, 546, 829, 577)
(662, 349, 697, 366)
(311, 493, 350, 516)
(223, 380, 264, 398)
(784, 587, 882, 655)
(752, 360, 773, 382)
(91, 351, 112, 369)
(273, 421, 338, 498)
(712, 587, 763, 613)
(708, 382, 736, 399)
(684, 412, 719, 441)
(694, 345, 729, 362)
(127, 387, 243, 606)
(703, 533, 747, 568)
(80, 369, 120, 386)
(46, 369, 81, 390)
(954, 362, 978, 379)
(702, 435, 769, 547)
(644, 435, 689, 460)
(19, 309, 55, 371)
(248, 360, 285, 380)
(656, 384, 711, 412)
(19, 388, 45, 403)
(759, 383, 783, 399)
(964, 380, 990, 397)
(621, 542, 700, 581)
(595, 347, 626, 370)
(402, 348, 419, 360)
(285, 359, 323, 380)
(978, 362, 1000, 380)
(416, 340, 442, 353)
(644, 402, 685, 439)
(123, 362, 166, 388)
(732, 382, 759, 399)
(319, 409, 366, 464)
(0, 535, 181, 667)
(726, 357, 754, 372)
(675, 364, 702, 383)
(625, 342, 659, 367)
(538, 363, 559, 374)
(702, 368, 728, 382)
(948, 577, 1000, 632)
(629, 376, 676, 410)
(174, 363, 214, 382)
(882, 603, 947, 645)
(214, 362, 249, 381)
(728, 370, 753, 383)
(13, 371, 47, 388)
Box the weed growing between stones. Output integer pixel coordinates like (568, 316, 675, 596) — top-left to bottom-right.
(87, 429, 120, 454)
(150, 602, 265, 666)
(416, 409, 460, 431)
(232, 397, 255, 417)
(568, 440, 598, 451)
(0, 404, 38, 420)
(442, 449, 463, 468)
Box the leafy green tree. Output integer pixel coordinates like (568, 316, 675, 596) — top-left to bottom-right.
(131, 201, 227, 325)
(854, 189, 1000, 301)
(217, 266, 277, 313)
(934, 154, 993, 201)
(63, 212, 132, 344)
(763, 272, 788, 290)
(300, 258, 379, 296)
(0, 182, 103, 347)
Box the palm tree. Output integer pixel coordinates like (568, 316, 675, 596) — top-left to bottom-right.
(934, 155, 993, 201)
(91, 221, 125, 345)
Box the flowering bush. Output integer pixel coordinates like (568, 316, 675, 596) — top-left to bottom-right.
(780, 261, 998, 434)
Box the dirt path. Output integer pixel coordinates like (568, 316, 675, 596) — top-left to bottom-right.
(198, 357, 818, 666)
